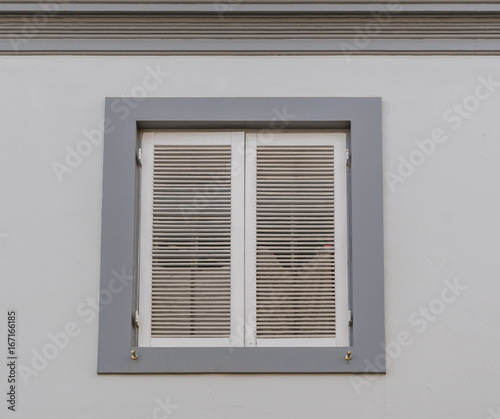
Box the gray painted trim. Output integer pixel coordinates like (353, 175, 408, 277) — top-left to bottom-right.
(5, 39, 500, 55)
(98, 97, 385, 374)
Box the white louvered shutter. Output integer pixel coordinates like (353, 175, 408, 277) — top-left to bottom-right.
(139, 131, 348, 349)
(139, 132, 245, 348)
(245, 133, 348, 347)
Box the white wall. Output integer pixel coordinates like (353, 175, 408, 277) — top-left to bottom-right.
(1, 56, 500, 419)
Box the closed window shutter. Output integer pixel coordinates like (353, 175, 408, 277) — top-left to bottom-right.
(140, 131, 346, 348)
(245, 133, 348, 347)
(139, 132, 245, 348)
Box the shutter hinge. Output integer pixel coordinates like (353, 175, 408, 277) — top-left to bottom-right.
(136, 148, 142, 167)
(134, 310, 139, 328)
(346, 149, 351, 167)
(348, 310, 353, 327)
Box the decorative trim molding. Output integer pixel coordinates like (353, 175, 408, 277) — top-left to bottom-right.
(4, 2, 500, 13)
(2, 6, 500, 55)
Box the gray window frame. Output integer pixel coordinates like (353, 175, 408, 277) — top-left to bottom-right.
(97, 97, 385, 373)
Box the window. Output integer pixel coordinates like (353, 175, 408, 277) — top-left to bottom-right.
(138, 131, 348, 349)
(97, 97, 385, 373)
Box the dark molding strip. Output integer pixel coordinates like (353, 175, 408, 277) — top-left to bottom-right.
(2, 10, 500, 54)
(4, 39, 500, 56)
(4, 2, 500, 13)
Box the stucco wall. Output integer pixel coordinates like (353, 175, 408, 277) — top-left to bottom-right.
(1, 55, 499, 419)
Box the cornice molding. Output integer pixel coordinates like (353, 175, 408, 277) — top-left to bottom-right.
(2, 5, 500, 55)
(4, 1, 500, 13)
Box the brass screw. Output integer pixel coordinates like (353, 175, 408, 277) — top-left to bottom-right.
(345, 351, 352, 361)
(131, 350, 138, 360)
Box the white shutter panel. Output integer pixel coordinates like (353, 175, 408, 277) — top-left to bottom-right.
(245, 133, 348, 347)
(139, 132, 245, 347)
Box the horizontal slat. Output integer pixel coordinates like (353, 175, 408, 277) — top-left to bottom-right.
(152, 273, 230, 277)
